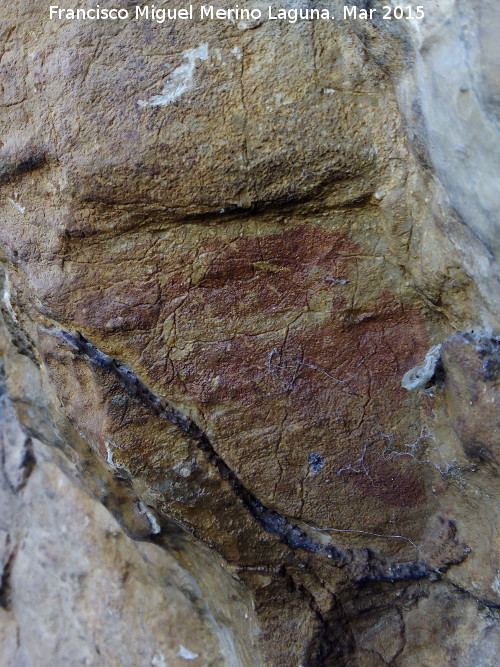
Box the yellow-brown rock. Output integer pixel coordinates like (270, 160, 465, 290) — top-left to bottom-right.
(0, 1, 499, 664)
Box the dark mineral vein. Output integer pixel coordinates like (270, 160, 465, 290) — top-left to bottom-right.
(51, 327, 464, 583)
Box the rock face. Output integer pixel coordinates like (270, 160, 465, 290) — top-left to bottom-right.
(0, 399, 249, 667)
(0, 1, 499, 665)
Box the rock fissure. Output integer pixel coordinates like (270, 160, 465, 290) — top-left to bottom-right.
(0, 543, 16, 611)
(47, 325, 467, 583)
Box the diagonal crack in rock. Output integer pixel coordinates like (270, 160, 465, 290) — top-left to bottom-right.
(45, 326, 468, 583)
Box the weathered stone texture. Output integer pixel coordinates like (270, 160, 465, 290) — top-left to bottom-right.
(0, 0, 499, 664)
(0, 399, 256, 666)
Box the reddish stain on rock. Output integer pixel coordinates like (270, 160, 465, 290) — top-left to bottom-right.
(51, 223, 429, 511)
(144, 224, 430, 510)
(178, 224, 355, 323)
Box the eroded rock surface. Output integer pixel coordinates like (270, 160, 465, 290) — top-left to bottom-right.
(0, 0, 499, 664)
(0, 396, 255, 666)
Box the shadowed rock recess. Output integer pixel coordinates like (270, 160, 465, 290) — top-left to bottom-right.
(1, 1, 499, 664)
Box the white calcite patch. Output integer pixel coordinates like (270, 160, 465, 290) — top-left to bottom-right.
(151, 652, 166, 667)
(138, 501, 161, 535)
(7, 197, 25, 213)
(138, 43, 208, 107)
(2, 272, 18, 323)
(177, 645, 199, 660)
(104, 440, 119, 468)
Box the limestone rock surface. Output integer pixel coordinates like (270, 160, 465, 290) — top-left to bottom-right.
(0, 0, 499, 665)
(0, 400, 244, 667)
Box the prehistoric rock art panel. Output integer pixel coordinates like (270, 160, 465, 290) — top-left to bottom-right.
(1, 1, 499, 665)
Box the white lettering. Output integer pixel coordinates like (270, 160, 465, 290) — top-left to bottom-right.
(136, 5, 149, 19)
(200, 5, 213, 19)
(344, 5, 376, 20)
(269, 7, 330, 23)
